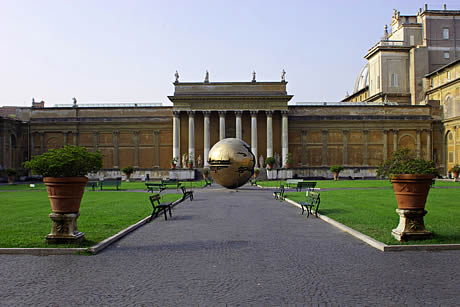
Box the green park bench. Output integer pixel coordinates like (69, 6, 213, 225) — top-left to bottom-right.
(296, 181, 317, 192)
(286, 179, 303, 188)
(148, 193, 173, 221)
(146, 182, 166, 193)
(161, 179, 182, 189)
(299, 191, 320, 218)
(273, 184, 285, 200)
(99, 179, 121, 191)
(181, 186, 194, 201)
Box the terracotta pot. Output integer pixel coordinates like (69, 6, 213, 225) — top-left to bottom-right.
(286, 163, 291, 169)
(453, 172, 459, 181)
(390, 174, 434, 210)
(171, 164, 176, 169)
(44, 177, 88, 213)
(267, 164, 273, 170)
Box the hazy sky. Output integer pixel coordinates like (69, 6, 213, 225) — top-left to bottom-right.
(0, 0, 458, 107)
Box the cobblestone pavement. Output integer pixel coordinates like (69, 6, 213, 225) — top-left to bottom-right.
(1, 185, 459, 306)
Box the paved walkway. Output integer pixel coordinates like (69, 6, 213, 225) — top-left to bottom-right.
(1, 185, 459, 305)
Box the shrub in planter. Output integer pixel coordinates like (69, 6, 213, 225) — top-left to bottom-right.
(285, 153, 293, 168)
(122, 166, 135, 181)
(265, 157, 275, 169)
(377, 148, 438, 210)
(449, 165, 460, 181)
(253, 167, 260, 178)
(170, 158, 178, 169)
(23, 145, 102, 213)
(5, 168, 17, 184)
(329, 165, 344, 181)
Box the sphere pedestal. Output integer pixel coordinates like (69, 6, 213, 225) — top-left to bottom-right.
(46, 212, 85, 244)
(392, 209, 432, 241)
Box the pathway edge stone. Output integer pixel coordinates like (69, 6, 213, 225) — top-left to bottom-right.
(282, 195, 460, 252)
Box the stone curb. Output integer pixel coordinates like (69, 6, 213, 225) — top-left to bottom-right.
(0, 198, 185, 256)
(281, 194, 460, 252)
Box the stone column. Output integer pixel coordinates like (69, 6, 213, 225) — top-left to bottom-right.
(393, 129, 399, 152)
(188, 111, 195, 163)
(454, 126, 458, 165)
(172, 111, 180, 164)
(383, 130, 388, 161)
(266, 111, 273, 158)
(153, 130, 160, 168)
(73, 131, 79, 146)
(343, 130, 349, 165)
(63, 131, 69, 145)
(363, 130, 369, 166)
(219, 111, 226, 140)
(39, 132, 44, 154)
(250, 111, 258, 167)
(203, 111, 211, 167)
(321, 130, 328, 166)
(440, 127, 446, 174)
(30, 132, 35, 157)
(426, 129, 431, 161)
(132, 130, 139, 168)
(235, 111, 243, 139)
(416, 129, 422, 158)
(113, 130, 119, 168)
(93, 132, 99, 152)
(301, 129, 307, 166)
(281, 111, 289, 167)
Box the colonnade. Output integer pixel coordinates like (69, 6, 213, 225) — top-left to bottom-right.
(172, 110, 289, 168)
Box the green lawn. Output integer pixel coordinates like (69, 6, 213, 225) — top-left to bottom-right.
(0, 191, 182, 248)
(257, 179, 460, 189)
(285, 188, 460, 245)
(0, 179, 208, 191)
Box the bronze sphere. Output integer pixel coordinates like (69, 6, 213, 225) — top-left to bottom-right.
(208, 138, 255, 189)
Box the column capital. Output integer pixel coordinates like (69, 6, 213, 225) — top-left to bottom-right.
(392, 129, 399, 134)
(265, 110, 273, 116)
(343, 130, 349, 135)
(383, 129, 389, 134)
(39, 131, 45, 136)
(203, 110, 211, 116)
(301, 129, 307, 136)
(234, 110, 243, 116)
(132, 130, 139, 136)
(423, 128, 432, 133)
(187, 111, 195, 116)
(218, 110, 226, 116)
(153, 130, 160, 135)
(321, 129, 328, 134)
(416, 129, 422, 134)
(93, 131, 99, 136)
(250, 110, 258, 116)
(363, 129, 369, 135)
(113, 130, 119, 136)
(281, 110, 289, 116)
(172, 111, 181, 116)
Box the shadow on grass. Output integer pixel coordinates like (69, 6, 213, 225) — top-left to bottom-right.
(318, 208, 349, 215)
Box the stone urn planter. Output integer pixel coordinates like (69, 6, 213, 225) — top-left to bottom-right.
(449, 165, 460, 182)
(23, 145, 102, 244)
(390, 174, 434, 210)
(377, 149, 438, 241)
(44, 177, 88, 213)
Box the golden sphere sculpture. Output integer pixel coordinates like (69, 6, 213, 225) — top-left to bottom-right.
(208, 138, 255, 189)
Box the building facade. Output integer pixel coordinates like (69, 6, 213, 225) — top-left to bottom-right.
(1, 5, 458, 179)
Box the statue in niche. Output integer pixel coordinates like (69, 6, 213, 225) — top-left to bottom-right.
(182, 153, 188, 169)
(197, 155, 202, 168)
(72, 97, 77, 105)
(259, 155, 264, 169)
(174, 70, 180, 83)
(252, 71, 256, 82)
(281, 69, 286, 81)
(274, 152, 281, 169)
(204, 70, 209, 83)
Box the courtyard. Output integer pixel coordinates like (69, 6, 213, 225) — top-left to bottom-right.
(1, 182, 459, 305)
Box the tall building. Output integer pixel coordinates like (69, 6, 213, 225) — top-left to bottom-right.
(344, 4, 460, 105)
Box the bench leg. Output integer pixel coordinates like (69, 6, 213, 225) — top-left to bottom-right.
(163, 209, 168, 221)
(168, 206, 172, 218)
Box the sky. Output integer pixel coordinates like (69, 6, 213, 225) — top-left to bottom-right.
(1, 0, 458, 107)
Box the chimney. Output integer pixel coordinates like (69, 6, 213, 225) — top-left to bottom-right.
(424, 4, 428, 11)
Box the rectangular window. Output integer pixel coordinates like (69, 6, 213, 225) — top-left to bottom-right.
(390, 73, 399, 88)
(449, 152, 454, 163)
(444, 51, 450, 59)
(447, 71, 451, 80)
(377, 76, 380, 89)
(410, 35, 415, 46)
(443, 28, 449, 40)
